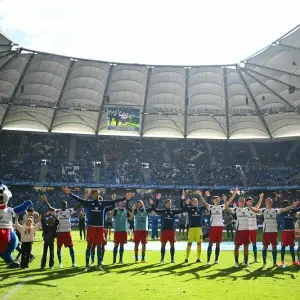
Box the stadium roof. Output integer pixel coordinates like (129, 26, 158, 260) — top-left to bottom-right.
(1, 26, 300, 139)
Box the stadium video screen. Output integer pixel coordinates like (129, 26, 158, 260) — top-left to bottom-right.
(107, 107, 140, 132)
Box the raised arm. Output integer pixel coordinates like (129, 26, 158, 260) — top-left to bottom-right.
(280, 201, 300, 214)
(224, 197, 234, 214)
(226, 188, 238, 206)
(195, 190, 209, 209)
(103, 192, 135, 207)
(151, 194, 165, 214)
(146, 200, 154, 213)
(127, 209, 134, 221)
(254, 193, 264, 210)
(14, 214, 22, 230)
(33, 215, 42, 231)
(41, 195, 57, 211)
(62, 187, 88, 204)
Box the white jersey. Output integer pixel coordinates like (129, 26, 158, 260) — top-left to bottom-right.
(57, 208, 75, 232)
(228, 207, 250, 231)
(248, 209, 258, 230)
(207, 205, 224, 227)
(0, 207, 15, 228)
(259, 208, 280, 233)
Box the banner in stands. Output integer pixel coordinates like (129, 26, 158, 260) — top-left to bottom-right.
(107, 107, 140, 132)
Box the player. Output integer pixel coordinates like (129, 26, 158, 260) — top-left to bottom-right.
(250, 198, 299, 268)
(78, 209, 86, 241)
(110, 200, 134, 264)
(278, 200, 300, 267)
(178, 213, 186, 239)
(181, 191, 206, 263)
(41, 195, 77, 268)
(151, 193, 184, 263)
(62, 187, 135, 271)
(131, 199, 153, 262)
(246, 194, 263, 262)
(198, 190, 231, 264)
(224, 189, 251, 267)
(90, 192, 118, 266)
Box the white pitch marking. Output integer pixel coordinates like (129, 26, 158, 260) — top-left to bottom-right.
(2, 276, 31, 300)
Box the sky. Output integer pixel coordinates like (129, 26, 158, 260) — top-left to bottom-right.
(0, 0, 300, 65)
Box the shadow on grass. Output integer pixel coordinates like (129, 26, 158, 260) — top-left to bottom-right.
(0, 267, 85, 289)
(1, 261, 299, 289)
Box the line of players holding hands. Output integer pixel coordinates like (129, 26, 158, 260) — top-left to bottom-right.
(16, 187, 300, 271)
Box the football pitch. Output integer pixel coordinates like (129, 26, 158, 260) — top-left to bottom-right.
(0, 230, 299, 300)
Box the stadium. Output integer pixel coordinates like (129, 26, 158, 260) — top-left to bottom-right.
(1, 14, 300, 300)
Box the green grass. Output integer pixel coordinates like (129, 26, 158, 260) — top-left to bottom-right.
(0, 230, 299, 300)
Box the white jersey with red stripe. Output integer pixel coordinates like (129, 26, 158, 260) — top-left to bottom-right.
(228, 207, 250, 231)
(207, 205, 224, 227)
(259, 208, 280, 233)
(57, 208, 75, 232)
(248, 209, 258, 230)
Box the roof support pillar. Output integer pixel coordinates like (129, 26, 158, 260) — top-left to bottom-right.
(223, 68, 230, 139)
(140, 67, 152, 137)
(96, 65, 114, 134)
(237, 68, 272, 139)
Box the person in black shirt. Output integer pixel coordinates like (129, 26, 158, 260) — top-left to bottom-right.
(151, 193, 184, 263)
(62, 187, 134, 271)
(181, 191, 206, 263)
(41, 209, 59, 269)
(78, 209, 86, 240)
(279, 200, 300, 266)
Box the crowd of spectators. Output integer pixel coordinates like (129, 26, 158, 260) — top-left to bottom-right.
(0, 131, 300, 187)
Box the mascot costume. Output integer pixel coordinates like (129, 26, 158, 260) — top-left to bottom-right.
(0, 180, 32, 268)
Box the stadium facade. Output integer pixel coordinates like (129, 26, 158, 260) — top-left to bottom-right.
(1, 26, 300, 140)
